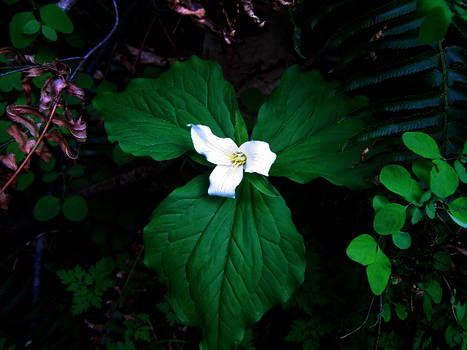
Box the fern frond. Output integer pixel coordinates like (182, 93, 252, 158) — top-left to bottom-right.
(339, 52, 440, 93)
(383, 14, 425, 36)
(345, 112, 443, 148)
(326, 0, 417, 49)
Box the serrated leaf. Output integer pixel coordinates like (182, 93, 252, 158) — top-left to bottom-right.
(430, 159, 459, 198)
(9, 12, 38, 48)
(94, 57, 238, 162)
(346, 234, 377, 265)
(392, 231, 411, 249)
(366, 248, 391, 295)
(251, 66, 375, 189)
(144, 176, 305, 350)
(448, 197, 467, 228)
(39, 4, 74, 33)
(374, 203, 406, 235)
(380, 164, 423, 204)
(402, 131, 441, 159)
(33, 195, 60, 221)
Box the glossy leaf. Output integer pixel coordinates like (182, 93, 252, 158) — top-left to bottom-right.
(392, 231, 412, 249)
(244, 173, 279, 197)
(39, 4, 74, 33)
(374, 203, 406, 235)
(346, 234, 377, 265)
(373, 194, 390, 212)
(380, 164, 423, 204)
(366, 248, 391, 296)
(34, 195, 60, 221)
(144, 176, 305, 350)
(94, 57, 239, 162)
(430, 159, 459, 198)
(402, 131, 441, 159)
(412, 159, 432, 185)
(448, 197, 467, 228)
(251, 66, 374, 189)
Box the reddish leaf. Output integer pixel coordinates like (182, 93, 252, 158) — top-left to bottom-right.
(46, 129, 78, 159)
(0, 153, 17, 171)
(5, 105, 42, 137)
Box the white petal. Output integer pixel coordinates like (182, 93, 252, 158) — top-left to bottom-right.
(239, 141, 277, 176)
(189, 124, 239, 166)
(208, 165, 244, 198)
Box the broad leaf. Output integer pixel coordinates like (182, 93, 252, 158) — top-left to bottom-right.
(448, 197, 467, 228)
(374, 203, 406, 235)
(417, 0, 453, 43)
(380, 164, 423, 204)
(366, 248, 391, 296)
(9, 12, 38, 48)
(430, 159, 459, 198)
(424, 280, 442, 304)
(94, 57, 240, 161)
(39, 4, 74, 33)
(392, 231, 412, 249)
(346, 234, 377, 265)
(251, 66, 375, 189)
(144, 176, 305, 350)
(402, 131, 441, 159)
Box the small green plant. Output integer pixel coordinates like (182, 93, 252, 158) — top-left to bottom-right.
(57, 256, 115, 316)
(347, 131, 466, 295)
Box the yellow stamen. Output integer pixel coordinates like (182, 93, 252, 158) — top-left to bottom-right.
(229, 152, 247, 168)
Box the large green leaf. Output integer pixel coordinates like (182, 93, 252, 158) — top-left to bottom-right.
(144, 176, 305, 350)
(366, 248, 391, 295)
(93, 57, 240, 161)
(430, 159, 459, 198)
(380, 164, 423, 204)
(346, 234, 378, 265)
(402, 131, 441, 159)
(251, 66, 375, 189)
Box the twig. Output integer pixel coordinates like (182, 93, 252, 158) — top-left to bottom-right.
(340, 296, 375, 339)
(70, 0, 119, 81)
(131, 14, 158, 74)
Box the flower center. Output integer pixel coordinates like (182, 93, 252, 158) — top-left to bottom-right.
(229, 152, 247, 168)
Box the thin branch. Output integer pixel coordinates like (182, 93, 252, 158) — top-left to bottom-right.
(340, 296, 375, 340)
(70, 0, 119, 81)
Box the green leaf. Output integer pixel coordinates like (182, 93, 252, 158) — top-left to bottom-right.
(380, 165, 423, 204)
(0, 72, 22, 92)
(430, 159, 459, 198)
(16, 171, 34, 191)
(448, 197, 467, 228)
(251, 66, 375, 189)
(382, 303, 391, 322)
(412, 159, 432, 185)
(9, 12, 38, 48)
(402, 131, 441, 159)
(41, 25, 58, 41)
(419, 4, 453, 43)
(234, 112, 248, 145)
(346, 234, 377, 265)
(433, 251, 450, 271)
(34, 195, 60, 221)
(395, 303, 408, 320)
(112, 144, 135, 165)
(366, 248, 391, 295)
(244, 173, 279, 197)
(392, 231, 411, 249)
(408, 206, 423, 224)
(454, 160, 467, 183)
(0, 120, 12, 142)
(38, 156, 56, 172)
(94, 57, 238, 161)
(374, 203, 406, 235)
(144, 176, 305, 350)
(424, 280, 442, 304)
(67, 164, 84, 178)
(425, 199, 436, 219)
(23, 19, 41, 35)
(39, 4, 74, 33)
(62, 195, 88, 222)
(373, 194, 390, 212)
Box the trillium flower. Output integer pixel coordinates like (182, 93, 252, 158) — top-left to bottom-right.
(189, 124, 277, 198)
